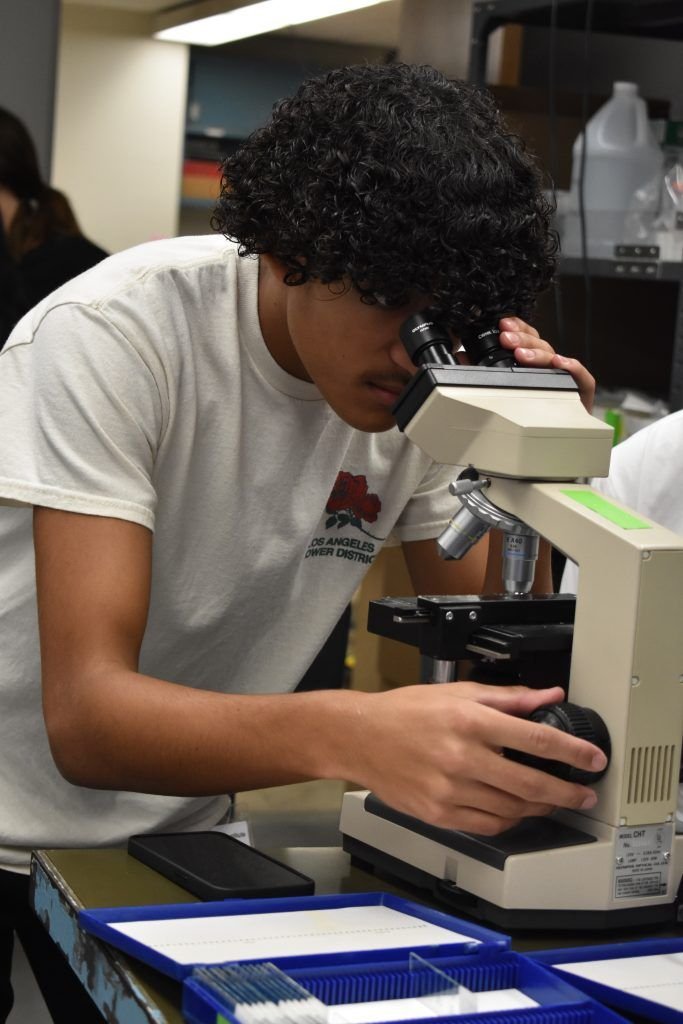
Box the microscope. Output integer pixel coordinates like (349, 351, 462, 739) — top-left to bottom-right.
(339, 310, 683, 930)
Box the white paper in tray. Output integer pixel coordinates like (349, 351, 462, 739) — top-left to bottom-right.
(559, 952, 683, 1013)
(110, 904, 476, 966)
(327, 988, 538, 1023)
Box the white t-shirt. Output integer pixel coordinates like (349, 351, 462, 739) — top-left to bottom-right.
(560, 410, 683, 592)
(0, 235, 459, 871)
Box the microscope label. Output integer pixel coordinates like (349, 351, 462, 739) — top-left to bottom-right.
(561, 490, 652, 530)
(614, 823, 673, 899)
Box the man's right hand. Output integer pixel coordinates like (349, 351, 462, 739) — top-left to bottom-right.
(335, 681, 607, 835)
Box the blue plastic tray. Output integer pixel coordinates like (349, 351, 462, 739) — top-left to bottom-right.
(532, 936, 683, 1024)
(79, 891, 630, 1023)
(183, 948, 630, 1024)
(78, 891, 508, 982)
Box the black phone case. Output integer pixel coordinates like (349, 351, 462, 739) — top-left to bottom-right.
(127, 830, 315, 900)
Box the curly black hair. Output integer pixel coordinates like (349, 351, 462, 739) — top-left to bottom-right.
(212, 63, 557, 332)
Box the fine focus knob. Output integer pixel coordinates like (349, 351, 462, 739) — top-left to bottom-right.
(507, 701, 611, 785)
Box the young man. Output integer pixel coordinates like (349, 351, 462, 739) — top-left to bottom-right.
(0, 64, 603, 1022)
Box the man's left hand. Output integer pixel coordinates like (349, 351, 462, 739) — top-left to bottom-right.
(498, 316, 595, 412)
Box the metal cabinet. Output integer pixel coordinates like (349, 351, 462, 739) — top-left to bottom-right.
(468, 0, 683, 87)
(467, 0, 683, 410)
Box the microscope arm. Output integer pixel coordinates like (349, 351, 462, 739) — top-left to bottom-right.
(487, 477, 683, 830)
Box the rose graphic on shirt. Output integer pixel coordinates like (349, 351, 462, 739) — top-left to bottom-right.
(325, 472, 382, 537)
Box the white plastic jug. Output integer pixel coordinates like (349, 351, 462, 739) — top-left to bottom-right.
(562, 82, 663, 258)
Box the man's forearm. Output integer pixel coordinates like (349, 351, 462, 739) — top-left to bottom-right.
(46, 666, 607, 839)
(46, 666, 364, 794)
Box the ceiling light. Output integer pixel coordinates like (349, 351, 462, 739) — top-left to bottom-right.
(154, 0, 393, 46)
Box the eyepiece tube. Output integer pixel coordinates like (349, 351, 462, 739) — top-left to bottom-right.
(399, 312, 458, 368)
(437, 505, 491, 561)
(460, 321, 514, 368)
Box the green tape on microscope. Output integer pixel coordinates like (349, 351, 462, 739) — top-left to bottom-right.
(561, 489, 651, 529)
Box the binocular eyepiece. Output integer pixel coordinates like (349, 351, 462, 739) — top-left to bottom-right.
(399, 309, 515, 369)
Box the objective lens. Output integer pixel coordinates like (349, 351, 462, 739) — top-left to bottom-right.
(502, 531, 539, 595)
(437, 506, 491, 560)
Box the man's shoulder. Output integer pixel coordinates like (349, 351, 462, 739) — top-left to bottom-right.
(4, 235, 246, 349)
(80, 234, 241, 299)
(51, 234, 238, 303)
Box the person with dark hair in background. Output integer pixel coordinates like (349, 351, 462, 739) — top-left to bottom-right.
(0, 65, 604, 1023)
(0, 106, 107, 345)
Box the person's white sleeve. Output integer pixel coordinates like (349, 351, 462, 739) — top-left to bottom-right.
(389, 459, 460, 545)
(598, 412, 683, 527)
(0, 302, 166, 530)
(559, 557, 579, 594)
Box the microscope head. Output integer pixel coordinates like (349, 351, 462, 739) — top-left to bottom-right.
(394, 308, 613, 590)
(393, 308, 613, 482)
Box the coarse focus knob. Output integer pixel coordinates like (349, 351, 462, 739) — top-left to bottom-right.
(506, 701, 611, 785)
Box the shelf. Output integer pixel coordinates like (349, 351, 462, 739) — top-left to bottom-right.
(559, 256, 683, 281)
(469, 0, 683, 84)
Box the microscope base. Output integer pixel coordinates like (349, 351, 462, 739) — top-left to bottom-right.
(340, 790, 683, 931)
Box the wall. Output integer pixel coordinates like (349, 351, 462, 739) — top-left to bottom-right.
(186, 47, 333, 139)
(53, 5, 189, 254)
(0, 0, 60, 178)
(178, 34, 393, 237)
(398, 0, 474, 78)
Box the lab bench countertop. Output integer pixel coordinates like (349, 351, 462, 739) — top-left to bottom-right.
(31, 779, 683, 1024)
